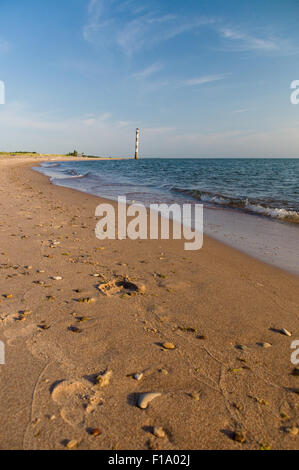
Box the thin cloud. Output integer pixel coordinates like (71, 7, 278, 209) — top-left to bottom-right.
(132, 72, 228, 94)
(83, 0, 215, 54)
(180, 74, 229, 87)
(218, 27, 299, 55)
(220, 28, 278, 51)
(83, 0, 107, 44)
(133, 63, 163, 80)
(83, 2, 299, 58)
(232, 108, 250, 114)
(116, 16, 215, 55)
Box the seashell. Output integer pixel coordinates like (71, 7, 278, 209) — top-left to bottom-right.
(281, 328, 292, 337)
(137, 392, 161, 409)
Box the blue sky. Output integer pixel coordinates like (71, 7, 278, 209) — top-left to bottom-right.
(0, 0, 299, 157)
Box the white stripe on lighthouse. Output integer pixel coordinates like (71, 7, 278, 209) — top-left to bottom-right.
(135, 128, 139, 160)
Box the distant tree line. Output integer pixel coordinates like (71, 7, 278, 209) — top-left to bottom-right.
(66, 150, 103, 158)
(66, 150, 78, 156)
(0, 151, 38, 155)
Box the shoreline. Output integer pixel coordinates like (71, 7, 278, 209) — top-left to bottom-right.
(0, 154, 298, 450)
(35, 158, 299, 276)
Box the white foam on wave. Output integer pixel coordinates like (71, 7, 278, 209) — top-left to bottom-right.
(185, 189, 299, 222)
(199, 193, 229, 205)
(245, 202, 299, 221)
(44, 170, 87, 181)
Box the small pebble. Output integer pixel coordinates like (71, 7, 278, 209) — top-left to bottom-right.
(281, 328, 292, 337)
(153, 426, 166, 438)
(23, 310, 32, 316)
(89, 428, 102, 437)
(137, 283, 146, 294)
(233, 432, 246, 443)
(52, 276, 63, 281)
(75, 316, 90, 323)
(260, 342, 272, 348)
(162, 342, 175, 350)
(291, 368, 299, 377)
(38, 324, 50, 330)
(66, 439, 79, 450)
(68, 326, 82, 333)
(133, 373, 143, 381)
(190, 392, 200, 401)
(259, 442, 271, 450)
(77, 297, 95, 303)
(285, 426, 298, 436)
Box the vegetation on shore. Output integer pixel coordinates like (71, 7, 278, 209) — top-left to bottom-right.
(66, 150, 105, 158)
(66, 150, 79, 156)
(0, 150, 105, 158)
(0, 151, 39, 155)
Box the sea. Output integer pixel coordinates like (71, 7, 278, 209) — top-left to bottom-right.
(34, 158, 299, 275)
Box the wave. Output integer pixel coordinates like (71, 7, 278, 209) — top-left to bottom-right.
(37, 163, 299, 224)
(65, 172, 89, 179)
(40, 162, 61, 168)
(244, 203, 299, 223)
(50, 171, 90, 180)
(173, 187, 299, 224)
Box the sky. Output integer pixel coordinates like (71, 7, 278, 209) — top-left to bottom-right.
(0, 0, 299, 157)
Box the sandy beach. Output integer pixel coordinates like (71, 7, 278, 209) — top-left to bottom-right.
(0, 154, 298, 450)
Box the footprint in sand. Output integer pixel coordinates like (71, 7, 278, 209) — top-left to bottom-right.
(98, 277, 145, 297)
(51, 379, 103, 428)
(4, 323, 38, 346)
(51, 380, 88, 428)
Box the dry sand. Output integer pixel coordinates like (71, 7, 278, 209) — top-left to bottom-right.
(0, 154, 298, 450)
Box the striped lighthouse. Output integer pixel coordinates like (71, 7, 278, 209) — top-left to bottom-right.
(135, 128, 139, 160)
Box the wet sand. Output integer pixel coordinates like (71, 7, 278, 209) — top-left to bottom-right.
(0, 154, 298, 450)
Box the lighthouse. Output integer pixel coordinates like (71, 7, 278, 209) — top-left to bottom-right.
(135, 128, 139, 160)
